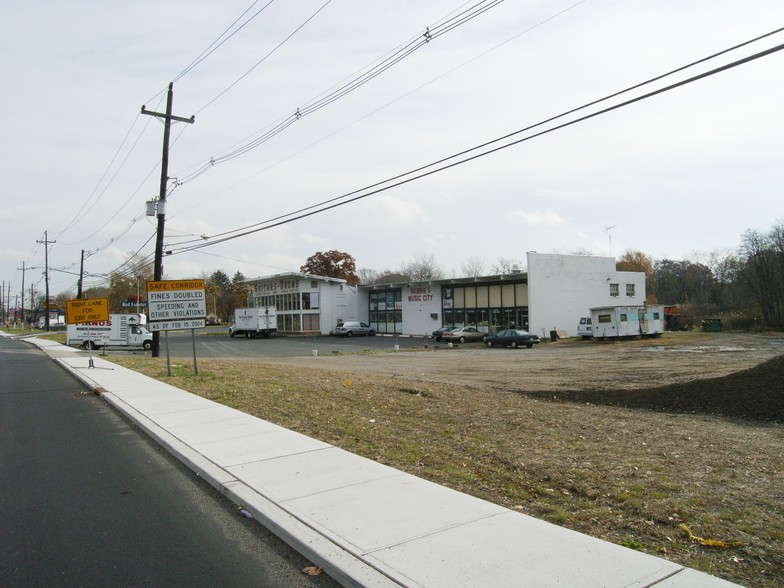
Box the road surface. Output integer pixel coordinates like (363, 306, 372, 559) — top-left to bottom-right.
(0, 336, 335, 587)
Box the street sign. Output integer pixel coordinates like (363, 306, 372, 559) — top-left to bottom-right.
(65, 298, 109, 324)
(146, 280, 206, 331)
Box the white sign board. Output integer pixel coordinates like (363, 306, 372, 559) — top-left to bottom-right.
(148, 319, 206, 331)
(146, 280, 206, 331)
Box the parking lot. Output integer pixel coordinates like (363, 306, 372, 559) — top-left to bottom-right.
(149, 329, 784, 393)
(157, 327, 429, 359)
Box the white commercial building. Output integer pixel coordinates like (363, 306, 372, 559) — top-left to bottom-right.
(246, 272, 358, 335)
(244, 254, 646, 338)
(526, 252, 646, 339)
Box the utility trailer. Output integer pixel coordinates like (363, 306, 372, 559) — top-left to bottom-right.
(589, 305, 664, 339)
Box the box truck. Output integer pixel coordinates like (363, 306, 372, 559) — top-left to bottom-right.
(229, 307, 277, 338)
(66, 314, 152, 350)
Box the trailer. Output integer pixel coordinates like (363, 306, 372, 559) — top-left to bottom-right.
(589, 305, 664, 339)
(229, 307, 277, 338)
(66, 313, 152, 350)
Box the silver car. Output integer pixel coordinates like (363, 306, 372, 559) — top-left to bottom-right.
(441, 326, 486, 343)
(333, 321, 375, 337)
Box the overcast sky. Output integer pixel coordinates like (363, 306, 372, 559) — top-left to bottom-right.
(2, 0, 782, 304)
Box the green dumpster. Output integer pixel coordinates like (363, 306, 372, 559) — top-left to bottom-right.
(701, 318, 722, 332)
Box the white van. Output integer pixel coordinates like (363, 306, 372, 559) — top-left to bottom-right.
(577, 316, 592, 339)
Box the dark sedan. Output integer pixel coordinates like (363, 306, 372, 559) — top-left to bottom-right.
(431, 327, 455, 341)
(484, 329, 540, 349)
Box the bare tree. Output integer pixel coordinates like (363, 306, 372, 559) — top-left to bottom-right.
(461, 256, 488, 277)
(357, 268, 379, 285)
(490, 258, 524, 275)
(400, 254, 443, 281)
(740, 222, 784, 327)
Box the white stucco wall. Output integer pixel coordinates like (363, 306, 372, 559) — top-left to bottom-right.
(321, 283, 358, 331)
(401, 284, 442, 336)
(527, 253, 646, 338)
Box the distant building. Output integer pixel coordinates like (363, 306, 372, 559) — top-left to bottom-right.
(244, 253, 646, 337)
(526, 253, 645, 338)
(245, 272, 358, 335)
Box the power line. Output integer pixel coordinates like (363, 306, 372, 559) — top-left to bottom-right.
(173, 0, 276, 82)
(195, 0, 334, 115)
(55, 93, 167, 242)
(174, 0, 507, 184)
(166, 35, 784, 257)
(167, 0, 593, 219)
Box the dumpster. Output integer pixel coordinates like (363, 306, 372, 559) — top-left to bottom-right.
(701, 318, 722, 332)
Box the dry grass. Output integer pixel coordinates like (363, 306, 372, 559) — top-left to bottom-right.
(107, 354, 784, 588)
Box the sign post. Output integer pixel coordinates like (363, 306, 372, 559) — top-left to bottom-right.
(146, 280, 206, 375)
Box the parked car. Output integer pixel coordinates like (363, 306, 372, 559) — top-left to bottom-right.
(333, 321, 375, 337)
(484, 329, 540, 349)
(441, 326, 485, 343)
(431, 326, 455, 341)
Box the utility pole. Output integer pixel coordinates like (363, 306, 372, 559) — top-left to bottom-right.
(36, 231, 55, 331)
(141, 82, 195, 357)
(17, 262, 26, 328)
(77, 249, 85, 298)
(1, 281, 5, 325)
(30, 284, 36, 326)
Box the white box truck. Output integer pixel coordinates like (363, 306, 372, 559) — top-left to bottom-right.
(229, 307, 277, 338)
(66, 314, 152, 350)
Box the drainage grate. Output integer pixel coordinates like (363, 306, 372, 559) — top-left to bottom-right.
(72, 390, 94, 398)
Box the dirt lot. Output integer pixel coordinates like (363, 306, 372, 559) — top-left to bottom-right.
(109, 331, 784, 587)
(276, 331, 784, 392)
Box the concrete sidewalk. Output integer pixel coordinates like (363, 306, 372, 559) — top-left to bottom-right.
(11, 334, 740, 587)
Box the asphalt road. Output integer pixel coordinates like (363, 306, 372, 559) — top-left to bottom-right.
(0, 336, 335, 587)
(153, 327, 435, 359)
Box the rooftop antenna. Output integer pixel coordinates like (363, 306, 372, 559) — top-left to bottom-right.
(603, 225, 617, 256)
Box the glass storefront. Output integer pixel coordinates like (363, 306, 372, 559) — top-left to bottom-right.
(442, 282, 528, 334)
(254, 291, 320, 334)
(368, 289, 403, 334)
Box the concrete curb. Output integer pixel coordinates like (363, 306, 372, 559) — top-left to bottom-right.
(52, 350, 399, 588)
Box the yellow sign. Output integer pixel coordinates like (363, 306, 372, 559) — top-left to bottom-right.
(65, 298, 110, 324)
(147, 279, 205, 291)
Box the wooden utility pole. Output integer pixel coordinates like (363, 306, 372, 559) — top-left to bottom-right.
(36, 231, 55, 331)
(141, 82, 195, 357)
(16, 262, 26, 328)
(77, 249, 85, 298)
